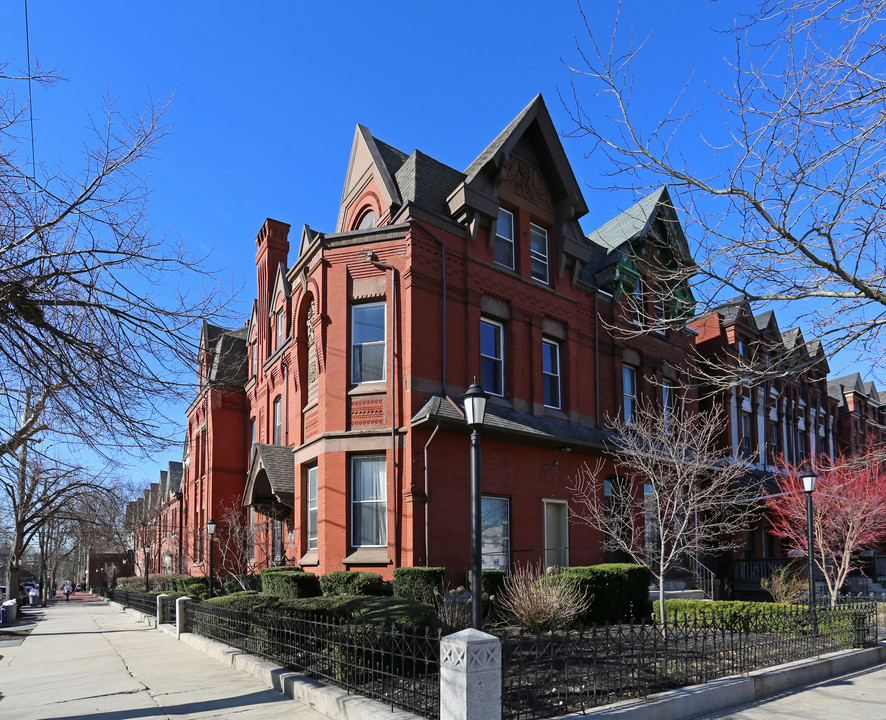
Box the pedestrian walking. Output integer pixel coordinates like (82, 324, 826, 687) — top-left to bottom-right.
(63, 581, 72, 602)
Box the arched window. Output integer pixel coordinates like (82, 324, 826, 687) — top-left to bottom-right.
(355, 208, 377, 230)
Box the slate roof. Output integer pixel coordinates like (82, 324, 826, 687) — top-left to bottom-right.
(167, 461, 183, 494)
(754, 310, 775, 332)
(247, 443, 295, 508)
(464, 95, 541, 183)
(828, 373, 862, 402)
(393, 150, 465, 217)
(411, 395, 614, 449)
(208, 325, 248, 388)
(782, 328, 802, 351)
(586, 188, 665, 254)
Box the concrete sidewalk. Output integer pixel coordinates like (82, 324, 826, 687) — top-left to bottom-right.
(0, 593, 326, 719)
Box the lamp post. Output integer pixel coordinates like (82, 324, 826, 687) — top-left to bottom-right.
(463, 381, 488, 630)
(207, 518, 217, 599)
(801, 470, 817, 632)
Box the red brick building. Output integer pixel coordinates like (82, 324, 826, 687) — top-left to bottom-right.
(158, 95, 699, 583)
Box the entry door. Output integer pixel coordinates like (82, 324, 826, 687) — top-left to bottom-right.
(543, 500, 569, 569)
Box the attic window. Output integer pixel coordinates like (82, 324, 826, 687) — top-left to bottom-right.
(355, 209, 377, 230)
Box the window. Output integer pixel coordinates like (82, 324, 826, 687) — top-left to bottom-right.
(272, 519, 283, 560)
(542, 340, 561, 409)
(662, 378, 675, 429)
(633, 278, 646, 326)
(767, 420, 780, 459)
(653, 292, 667, 334)
(623, 366, 637, 423)
(643, 483, 659, 573)
(351, 303, 385, 384)
(247, 508, 255, 562)
(273, 396, 282, 445)
(351, 455, 387, 547)
(276, 307, 287, 350)
(480, 319, 504, 396)
(529, 222, 549, 284)
(495, 208, 515, 269)
(250, 417, 256, 452)
(795, 428, 807, 462)
(251, 341, 258, 375)
(356, 208, 377, 230)
(740, 411, 754, 458)
(482, 496, 510, 570)
(306, 465, 318, 551)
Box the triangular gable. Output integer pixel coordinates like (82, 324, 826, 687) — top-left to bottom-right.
(297, 224, 322, 260)
(268, 262, 291, 317)
(245, 300, 258, 345)
(336, 125, 403, 233)
(242, 444, 295, 519)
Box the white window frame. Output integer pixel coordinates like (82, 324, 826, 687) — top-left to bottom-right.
(633, 278, 646, 327)
(529, 222, 549, 284)
(543, 498, 569, 569)
(351, 302, 386, 384)
(542, 339, 561, 409)
(482, 495, 510, 570)
(480, 318, 505, 396)
(306, 465, 318, 551)
(495, 208, 515, 270)
(623, 366, 637, 423)
(350, 455, 387, 548)
(276, 307, 286, 350)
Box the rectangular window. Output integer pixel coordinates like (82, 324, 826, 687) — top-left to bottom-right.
(351, 455, 387, 548)
(482, 496, 510, 570)
(247, 508, 255, 562)
(529, 222, 549, 284)
(767, 419, 780, 458)
(272, 519, 283, 560)
(250, 417, 256, 452)
(276, 307, 286, 350)
(795, 428, 807, 462)
(306, 465, 318, 551)
(623, 366, 637, 423)
(495, 208, 515, 269)
(351, 303, 386, 384)
(251, 341, 258, 375)
(633, 278, 646, 326)
(662, 378, 675, 428)
(741, 411, 754, 458)
(480, 319, 504, 396)
(273, 397, 282, 445)
(542, 339, 561, 409)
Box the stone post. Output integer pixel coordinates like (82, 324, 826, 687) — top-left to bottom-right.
(157, 593, 169, 624)
(175, 596, 191, 638)
(440, 628, 501, 720)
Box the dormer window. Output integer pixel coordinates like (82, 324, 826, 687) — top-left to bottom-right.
(356, 209, 377, 230)
(495, 208, 515, 269)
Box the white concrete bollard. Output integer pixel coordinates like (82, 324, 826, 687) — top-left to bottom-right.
(440, 628, 502, 720)
(175, 596, 191, 638)
(157, 593, 169, 624)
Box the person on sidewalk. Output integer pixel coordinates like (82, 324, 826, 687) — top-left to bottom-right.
(63, 581, 72, 602)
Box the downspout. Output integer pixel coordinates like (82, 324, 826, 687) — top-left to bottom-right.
(368, 254, 399, 568)
(595, 293, 600, 425)
(423, 423, 440, 566)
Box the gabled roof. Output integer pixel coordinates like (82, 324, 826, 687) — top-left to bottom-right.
(463, 94, 587, 216)
(828, 373, 866, 402)
(337, 125, 405, 232)
(393, 150, 465, 218)
(242, 443, 295, 511)
(269, 262, 291, 315)
(207, 325, 248, 388)
(167, 461, 183, 494)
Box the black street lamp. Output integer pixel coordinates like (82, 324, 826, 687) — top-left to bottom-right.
(463, 381, 488, 630)
(207, 518, 217, 599)
(801, 470, 817, 631)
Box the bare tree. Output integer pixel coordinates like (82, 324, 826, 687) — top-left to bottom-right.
(0, 60, 234, 461)
(564, 0, 886, 380)
(212, 500, 268, 590)
(568, 399, 760, 621)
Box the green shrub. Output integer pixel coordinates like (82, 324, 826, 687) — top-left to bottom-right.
(223, 574, 262, 594)
(187, 581, 209, 600)
(394, 567, 445, 604)
(467, 569, 507, 599)
(279, 594, 436, 628)
(319, 571, 384, 596)
(205, 590, 284, 612)
(560, 564, 652, 624)
(261, 568, 321, 599)
(652, 598, 810, 633)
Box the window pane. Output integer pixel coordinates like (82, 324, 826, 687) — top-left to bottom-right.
(530, 223, 548, 283)
(623, 366, 636, 422)
(480, 320, 503, 396)
(352, 303, 386, 383)
(352, 456, 386, 547)
(307, 466, 318, 551)
(482, 496, 510, 570)
(543, 340, 560, 408)
(495, 208, 515, 269)
(353, 343, 385, 383)
(353, 304, 385, 344)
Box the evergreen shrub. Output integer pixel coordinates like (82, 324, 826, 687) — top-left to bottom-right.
(393, 567, 445, 603)
(560, 564, 652, 624)
(260, 567, 320, 599)
(319, 571, 383, 597)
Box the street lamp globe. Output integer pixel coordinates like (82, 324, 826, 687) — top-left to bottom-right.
(801, 471, 817, 493)
(463, 381, 488, 427)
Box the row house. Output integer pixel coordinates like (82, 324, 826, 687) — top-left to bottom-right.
(827, 374, 886, 456)
(153, 95, 699, 583)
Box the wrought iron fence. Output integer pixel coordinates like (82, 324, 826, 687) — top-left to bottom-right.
(187, 603, 442, 719)
(111, 589, 159, 617)
(497, 599, 878, 720)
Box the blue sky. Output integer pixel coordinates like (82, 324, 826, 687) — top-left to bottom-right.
(3, 2, 854, 481)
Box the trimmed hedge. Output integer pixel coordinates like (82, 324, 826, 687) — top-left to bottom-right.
(467, 569, 507, 599)
(260, 567, 321, 599)
(281, 595, 436, 628)
(394, 567, 445, 604)
(560, 564, 652, 624)
(319, 571, 384, 597)
(204, 590, 283, 613)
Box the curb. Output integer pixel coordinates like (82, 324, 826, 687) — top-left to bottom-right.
(571, 643, 886, 720)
